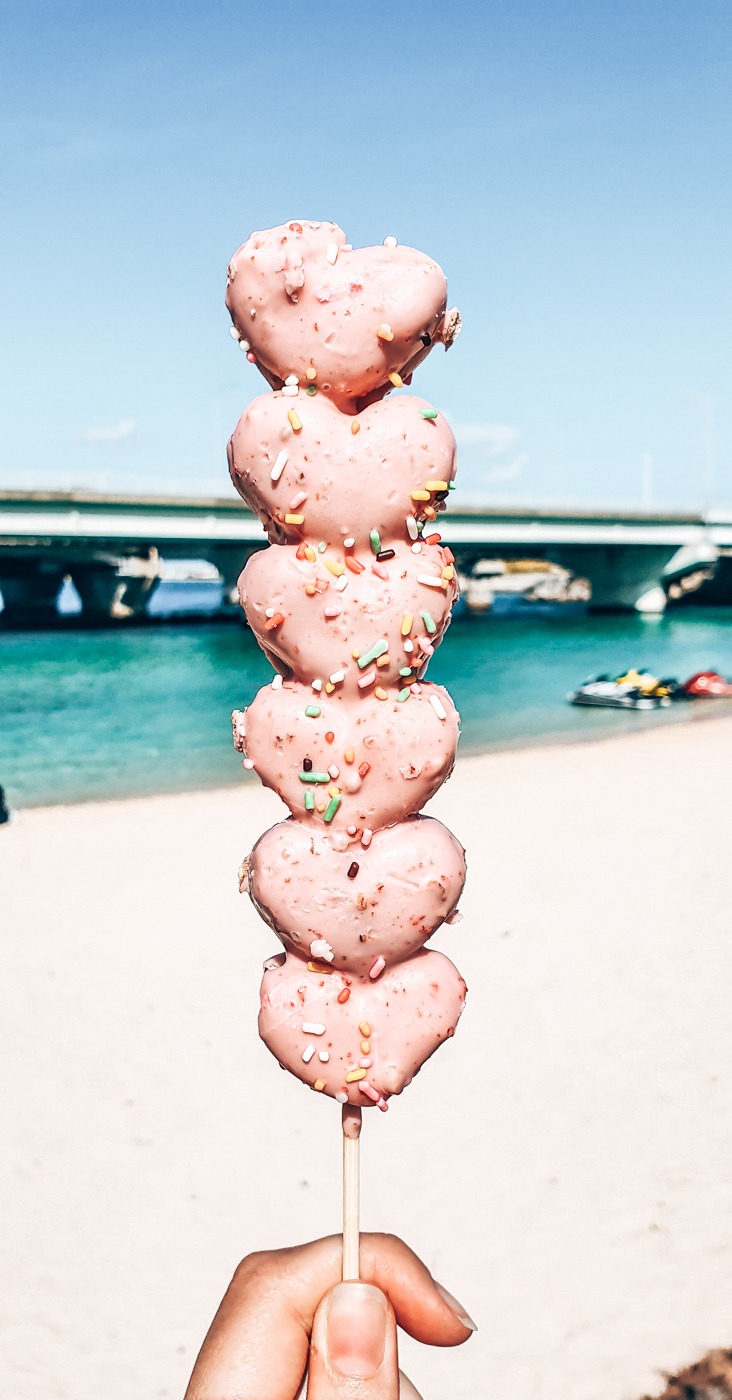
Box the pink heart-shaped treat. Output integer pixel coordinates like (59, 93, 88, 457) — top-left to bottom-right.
(226, 221, 449, 409)
(235, 679, 460, 833)
(239, 539, 458, 691)
(228, 390, 457, 547)
(246, 815, 466, 975)
(258, 948, 467, 1108)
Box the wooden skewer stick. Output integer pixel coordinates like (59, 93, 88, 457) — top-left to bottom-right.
(341, 1104, 362, 1281)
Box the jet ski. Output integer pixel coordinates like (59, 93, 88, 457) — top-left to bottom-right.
(682, 670, 732, 698)
(569, 668, 676, 709)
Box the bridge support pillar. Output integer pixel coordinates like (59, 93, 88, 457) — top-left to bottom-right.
(70, 553, 161, 621)
(556, 545, 674, 613)
(0, 559, 65, 625)
(210, 544, 262, 612)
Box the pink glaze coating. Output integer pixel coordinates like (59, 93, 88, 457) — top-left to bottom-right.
(225, 221, 448, 410)
(258, 948, 466, 1106)
(246, 816, 466, 975)
(238, 538, 458, 691)
(235, 680, 460, 833)
(228, 389, 456, 546)
(227, 219, 466, 1109)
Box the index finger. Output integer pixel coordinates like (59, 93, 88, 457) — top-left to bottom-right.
(185, 1233, 473, 1400)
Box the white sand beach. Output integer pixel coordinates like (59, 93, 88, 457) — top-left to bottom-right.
(3, 716, 732, 1400)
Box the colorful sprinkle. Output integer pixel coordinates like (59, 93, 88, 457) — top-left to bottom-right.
(369, 957, 386, 979)
(337, 987, 351, 1004)
(361, 829, 373, 848)
(359, 1021, 372, 1037)
(264, 611, 285, 630)
(346, 556, 365, 574)
(324, 795, 342, 823)
(358, 761, 371, 778)
(324, 559, 345, 577)
(345, 1067, 367, 1083)
(358, 638, 388, 669)
(406, 516, 419, 540)
(400, 613, 413, 637)
(343, 537, 355, 549)
(430, 694, 447, 721)
(344, 748, 355, 764)
(287, 409, 302, 432)
(304, 790, 315, 812)
(375, 653, 390, 668)
(421, 611, 437, 634)
(376, 323, 394, 341)
(304, 705, 321, 718)
(319, 1050, 330, 1062)
(374, 686, 388, 700)
(284, 513, 304, 525)
(302, 1022, 326, 1035)
(417, 573, 444, 589)
(305, 367, 317, 381)
(326, 242, 338, 264)
(376, 548, 395, 562)
(329, 669, 345, 685)
(347, 862, 359, 879)
(371, 562, 389, 580)
(323, 606, 341, 619)
(317, 541, 327, 553)
(360, 1039, 371, 1054)
(411, 489, 430, 502)
(357, 668, 376, 690)
(351, 420, 361, 435)
(369, 529, 381, 554)
(299, 771, 330, 783)
(313, 1079, 326, 1092)
(325, 730, 335, 743)
(443, 565, 455, 580)
(425, 479, 448, 491)
(399, 666, 412, 677)
(302, 1044, 315, 1063)
(388, 371, 403, 388)
(270, 450, 288, 482)
(272, 673, 283, 689)
(420, 407, 438, 419)
(397, 687, 411, 702)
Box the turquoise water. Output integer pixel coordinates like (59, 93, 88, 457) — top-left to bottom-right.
(1, 605, 732, 807)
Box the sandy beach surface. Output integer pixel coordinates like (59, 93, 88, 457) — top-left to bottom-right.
(3, 716, 732, 1400)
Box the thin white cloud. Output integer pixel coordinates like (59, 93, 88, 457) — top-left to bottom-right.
(454, 421, 528, 483)
(82, 419, 138, 444)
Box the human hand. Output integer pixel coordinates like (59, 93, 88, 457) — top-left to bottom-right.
(184, 1232, 476, 1400)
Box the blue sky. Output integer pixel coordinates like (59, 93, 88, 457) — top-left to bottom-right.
(1, 0, 730, 509)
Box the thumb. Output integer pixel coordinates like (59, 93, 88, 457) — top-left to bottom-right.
(306, 1281, 399, 1399)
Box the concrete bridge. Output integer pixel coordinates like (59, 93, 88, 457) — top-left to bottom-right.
(0, 488, 728, 623)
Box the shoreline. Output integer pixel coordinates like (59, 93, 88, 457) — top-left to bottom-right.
(10, 697, 732, 813)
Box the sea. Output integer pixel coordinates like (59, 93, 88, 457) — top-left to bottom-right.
(1, 582, 731, 808)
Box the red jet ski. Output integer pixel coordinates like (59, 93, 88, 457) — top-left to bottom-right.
(682, 670, 732, 698)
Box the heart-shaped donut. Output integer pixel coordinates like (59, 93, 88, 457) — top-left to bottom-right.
(239, 539, 458, 691)
(226, 221, 448, 409)
(245, 815, 466, 975)
(236, 679, 460, 833)
(258, 947, 467, 1108)
(228, 390, 457, 547)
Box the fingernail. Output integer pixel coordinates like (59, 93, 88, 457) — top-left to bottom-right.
(435, 1282, 478, 1332)
(325, 1281, 388, 1378)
